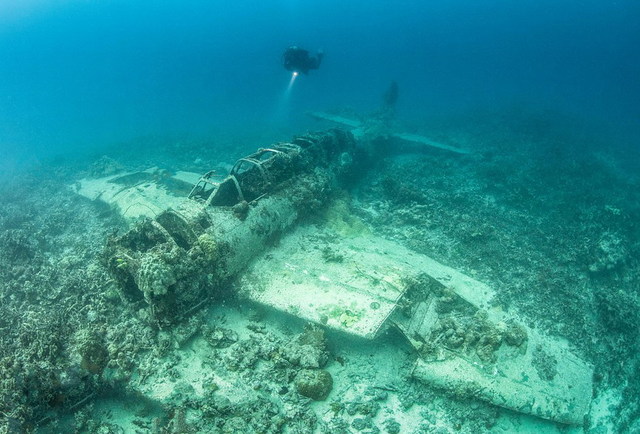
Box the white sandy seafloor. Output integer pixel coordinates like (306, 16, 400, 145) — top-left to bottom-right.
(1, 110, 639, 433)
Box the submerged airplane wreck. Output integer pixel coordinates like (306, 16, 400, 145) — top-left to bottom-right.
(74, 127, 593, 426)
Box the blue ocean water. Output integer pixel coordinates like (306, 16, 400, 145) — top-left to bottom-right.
(1, 0, 638, 169)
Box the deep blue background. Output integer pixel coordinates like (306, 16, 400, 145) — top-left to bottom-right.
(1, 0, 638, 165)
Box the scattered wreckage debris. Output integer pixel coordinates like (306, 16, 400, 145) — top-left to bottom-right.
(72, 128, 592, 426)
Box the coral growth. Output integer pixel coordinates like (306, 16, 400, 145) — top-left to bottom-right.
(294, 369, 334, 401)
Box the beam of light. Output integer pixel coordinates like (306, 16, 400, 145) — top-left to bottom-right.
(271, 72, 300, 127)
(285, 71, 298, 95)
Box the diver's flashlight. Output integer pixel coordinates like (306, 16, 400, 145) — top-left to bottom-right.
(287, 71, 298, 91)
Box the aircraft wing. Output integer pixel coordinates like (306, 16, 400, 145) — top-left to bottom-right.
(392, 132, 469, 154)
(71, 168, 201, 220)
(239, 223, 593, 425)
(309, 111, 469, 154)
(307, 111, 363, 128)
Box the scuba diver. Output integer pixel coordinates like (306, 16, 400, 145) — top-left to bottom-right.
(283, 46, 323, 75)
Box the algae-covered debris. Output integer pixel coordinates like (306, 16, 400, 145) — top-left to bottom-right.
(203, 325, 238, 349)
(295, 369, 334, 401)
(75, 329, 109, 375)
(282, 324, 329, 369)
(532, 344, 559, 381)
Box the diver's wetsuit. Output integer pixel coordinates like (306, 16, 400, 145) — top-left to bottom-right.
(283, 46, 323, 74)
